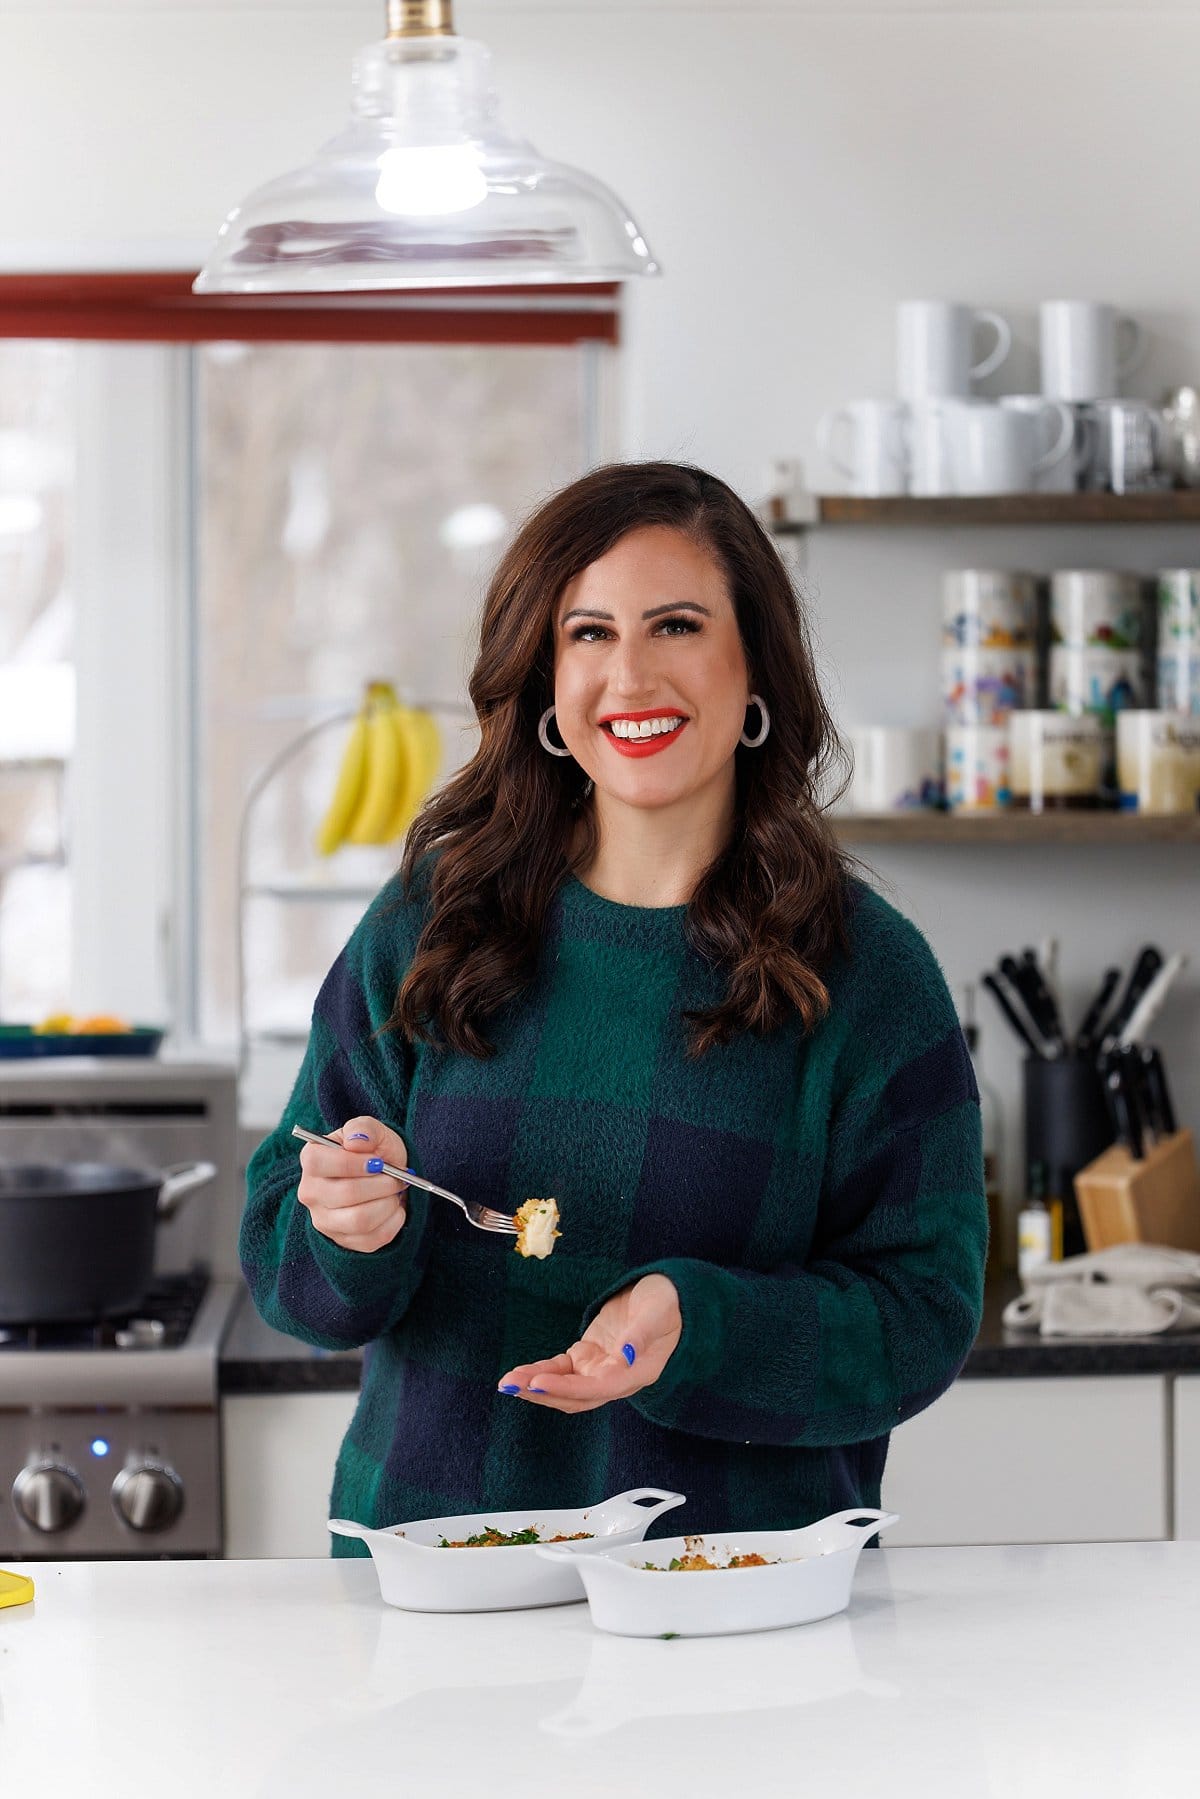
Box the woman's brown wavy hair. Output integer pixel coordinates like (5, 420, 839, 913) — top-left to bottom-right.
(395, 460, 851, 1058)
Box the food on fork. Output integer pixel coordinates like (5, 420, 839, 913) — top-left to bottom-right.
(513, 1197, 561, 1259)
(433, 1525, 594, 1548)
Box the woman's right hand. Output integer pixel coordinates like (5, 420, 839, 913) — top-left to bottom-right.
(296, 1115, 410, 1253)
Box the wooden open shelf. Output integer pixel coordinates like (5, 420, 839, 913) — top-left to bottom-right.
(832, 811, 1200, 846)
(773, 492, 1200, 530)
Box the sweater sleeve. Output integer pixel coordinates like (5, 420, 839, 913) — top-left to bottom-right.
(239, 874, 433, 1351)
(586, 898, 987, 1447)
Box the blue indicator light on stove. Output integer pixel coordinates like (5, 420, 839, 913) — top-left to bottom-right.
(91, 1438, 110, 1458)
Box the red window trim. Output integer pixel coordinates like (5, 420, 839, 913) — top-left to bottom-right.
(0, 272, 620, 347)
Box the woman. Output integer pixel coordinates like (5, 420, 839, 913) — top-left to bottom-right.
(242, 460, 986, 1551)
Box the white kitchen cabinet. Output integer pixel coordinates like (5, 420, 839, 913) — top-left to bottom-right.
(222, 1392, 357, 1558)
(882, 1376, 1169, 1545)
(1173, 1375, 1200, 1540)
(224, 1374, 1173, 1557)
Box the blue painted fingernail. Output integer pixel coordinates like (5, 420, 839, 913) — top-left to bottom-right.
(529, 1386, 546, 1394)
(622, 1343, 636, 1365)
(500, 1384, 521, 1394)
(365, 1156, 384, 1174)
(348, 1132, 370, 1141)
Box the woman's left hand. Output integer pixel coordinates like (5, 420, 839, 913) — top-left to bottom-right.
(496, 1274, 682, 1414)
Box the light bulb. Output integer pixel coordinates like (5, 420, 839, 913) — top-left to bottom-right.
(375, 145, 488, 216)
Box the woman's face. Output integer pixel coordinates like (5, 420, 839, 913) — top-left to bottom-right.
(552, 525, 751, 814)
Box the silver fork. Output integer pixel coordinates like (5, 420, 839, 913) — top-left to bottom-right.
(291, 1125, 519, 1236)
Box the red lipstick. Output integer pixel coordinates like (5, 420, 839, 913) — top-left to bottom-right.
(600, 715, 688, 758)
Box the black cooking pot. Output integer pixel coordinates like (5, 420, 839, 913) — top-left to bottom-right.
(0, 1160, 216, 1324)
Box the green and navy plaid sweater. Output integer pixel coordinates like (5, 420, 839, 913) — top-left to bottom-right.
(242, 869, 986, 1553)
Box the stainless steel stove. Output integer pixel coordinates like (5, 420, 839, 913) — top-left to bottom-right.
(0, 1054, 243, 1559)
(0, 1270, 239, 1559)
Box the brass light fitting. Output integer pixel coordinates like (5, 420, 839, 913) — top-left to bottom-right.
(386, 0, 455, 37)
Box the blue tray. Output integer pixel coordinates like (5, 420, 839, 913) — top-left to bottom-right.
(0, 1026, 164, 1060)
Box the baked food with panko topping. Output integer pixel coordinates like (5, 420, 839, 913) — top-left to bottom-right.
(514, 1197, 560, 1259)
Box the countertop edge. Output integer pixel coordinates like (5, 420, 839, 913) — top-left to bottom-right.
(217, 1285, 1200, 1397)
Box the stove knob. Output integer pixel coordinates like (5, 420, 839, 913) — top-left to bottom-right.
(12, 1461, 86, 1534)
(111, 1462, 184, 1533)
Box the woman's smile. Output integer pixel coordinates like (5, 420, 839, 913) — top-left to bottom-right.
(599, 708, 690, 757)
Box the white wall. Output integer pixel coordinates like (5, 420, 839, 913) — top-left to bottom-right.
(3, 1, 1199, 1222)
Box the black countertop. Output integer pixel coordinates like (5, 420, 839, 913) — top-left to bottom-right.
(220, 1287, 363, 1394)
(217, 1278, 1200, 1398)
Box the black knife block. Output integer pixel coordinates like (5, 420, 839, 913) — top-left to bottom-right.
(1023, 1055, 1114, 1258)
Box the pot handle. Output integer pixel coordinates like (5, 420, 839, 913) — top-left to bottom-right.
(156, 1161, 217, 1219)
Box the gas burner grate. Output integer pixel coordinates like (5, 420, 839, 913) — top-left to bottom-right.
(0, 1268, 211, 1352)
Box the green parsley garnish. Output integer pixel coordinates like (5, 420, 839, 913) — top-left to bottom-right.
(435, 1524, 591, 1548)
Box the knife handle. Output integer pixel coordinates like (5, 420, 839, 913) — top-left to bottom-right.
(1102, 944, 1165, 1047)
(1139, 1046, 1177, 1136)
(1075, 967, 1121, 1058)
(1106, 1067, 1144, 1161)
(1117, 1043, 1156, 1148)
(1000, 956, 1064, 1056)
(982, 971, 1046, 1058)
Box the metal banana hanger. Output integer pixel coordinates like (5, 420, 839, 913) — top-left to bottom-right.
(234, 695, 475, 1090)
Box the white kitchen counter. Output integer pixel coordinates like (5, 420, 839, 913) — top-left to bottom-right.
(1, 1544, 1195, 1797)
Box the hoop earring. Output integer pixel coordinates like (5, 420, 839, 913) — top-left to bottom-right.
(740, 693, 771, 749)
(537, 706, 573, 758)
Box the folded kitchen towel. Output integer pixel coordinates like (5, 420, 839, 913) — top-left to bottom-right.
(1002, 1243, 1200, 1337)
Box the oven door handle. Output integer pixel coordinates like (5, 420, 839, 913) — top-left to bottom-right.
(156, 1161, 217, 1219)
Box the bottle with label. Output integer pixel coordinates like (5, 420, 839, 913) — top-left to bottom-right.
(1018, 1159, 1063, 1279)
(961, 985, 1006, 1280)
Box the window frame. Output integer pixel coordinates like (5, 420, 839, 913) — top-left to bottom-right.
(0, 272, 620, 348)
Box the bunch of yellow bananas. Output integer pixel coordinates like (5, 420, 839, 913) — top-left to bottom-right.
(315, 681, 442, 857)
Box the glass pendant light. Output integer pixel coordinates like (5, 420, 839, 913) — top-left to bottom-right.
(193, 0, 660, 293)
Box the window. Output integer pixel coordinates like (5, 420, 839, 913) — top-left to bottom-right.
(0, 340, 75, 1022)
(0, 276, 619, 1117)
(197, 336, 607, 1119)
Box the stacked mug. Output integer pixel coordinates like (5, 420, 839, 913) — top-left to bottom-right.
(1157, 570, 1200, 715)
(817, 298, 1156, 497)
(1039, 301, 1152, 494)
(1115, 570, 1200, 813)
(942, 570, 1034, 810)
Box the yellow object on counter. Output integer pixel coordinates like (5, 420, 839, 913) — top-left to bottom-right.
(0, 1569, 34, 1608)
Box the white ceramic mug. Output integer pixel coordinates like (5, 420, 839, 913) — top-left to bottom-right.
(905, 398, 975, 497)
(817, 399, 908, 497)
(896, 301, 1012, 400)
(844, 726, 941, 812)
(1050, 569, 1143, 650)
(1049, 644, 1146, 720)
(941, 645, 1033, 725)
(1039, 301, 1144, 402)
(1157, 649, 1200, 716)
(1156, 570, 1200, 649)
(997, 396, 1082, 493)
(945, 723, 1011, 811)
(942, 569, 1035, 648)
(1009, 711, 1107, 811)
(1117, 710, 1200, 814)
(949, 402, 1072, 494)
(1086, 400, 1167, 494)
